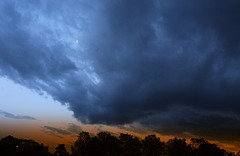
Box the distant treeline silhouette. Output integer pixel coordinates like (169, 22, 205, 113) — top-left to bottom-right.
(0, 131, 239, 156)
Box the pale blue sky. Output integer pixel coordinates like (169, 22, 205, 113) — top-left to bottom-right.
(0, 76, 74, 122)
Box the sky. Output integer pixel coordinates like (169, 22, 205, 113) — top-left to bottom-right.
(1, 0, 240, 153)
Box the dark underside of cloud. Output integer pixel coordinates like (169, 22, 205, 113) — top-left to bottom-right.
(1, 0, 240, 146)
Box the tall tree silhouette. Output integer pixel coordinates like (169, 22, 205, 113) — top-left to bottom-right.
(54, 144, 69, 156)
(166, 137, 193, 156)
(142, 135, 164, 156)
(119, 133, 142, 156)
(72, 131, 121, 156)
(97, 132, 120, 156)
(190, 138, 226, 156)
(71, 131, 91, 156)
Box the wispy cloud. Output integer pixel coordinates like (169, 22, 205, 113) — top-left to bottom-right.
(0, 110, 36, 120)
(43, 126, 71, 135)
(41, 128, 64, 139)
(67, 123, 82, 134)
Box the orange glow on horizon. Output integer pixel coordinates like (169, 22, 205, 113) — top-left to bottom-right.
(1, 117, 240, 154)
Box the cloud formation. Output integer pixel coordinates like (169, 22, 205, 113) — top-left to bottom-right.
(67, 123, 82, 134)
(43, 126, 71, 135)
(1, 0, 240, 146)
(0, 110, 36, 120)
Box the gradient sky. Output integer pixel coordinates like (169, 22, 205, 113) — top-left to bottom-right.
(1, 0, 240, 153)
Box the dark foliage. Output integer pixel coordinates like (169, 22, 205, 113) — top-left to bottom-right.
(71, 132, 238, 156)
(166, 137, 193, 156)
(142, 135, 164, 156)
(1, 132, 239, 156)
(54, 144, 69, 156)
(0, 135, 51, 156)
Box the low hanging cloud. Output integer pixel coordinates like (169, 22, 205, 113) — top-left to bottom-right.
(43, 126, 71, 136)
(67, 123, 82, 134)
(42, 124, 82, 138)
(0, 110, 36, 120)
(141, 107, 240, 140)
(1, 0, 240, 147)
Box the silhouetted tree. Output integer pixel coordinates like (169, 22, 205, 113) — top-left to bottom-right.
(71, 131, 91, 156)
(119, 133, 142, 156)
(0, 135, 51, 156)
(225, 152, 237, 156)
(97, 132, 120, 156)
(190, 138, 226, 156)
(190, 138, 207, 149)
(54, 144, 69, 156)
(1, 132, 236, 156)
(142, 135, 164, 156)
(189, 138, 207, 155)
(198, 142, 225, 156)
(72, 131, 121, 156)
(166, 137, 193, 156)
(237, 151, 240, 156)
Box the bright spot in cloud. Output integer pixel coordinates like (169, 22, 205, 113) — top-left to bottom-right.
(76, 40, 78, 43)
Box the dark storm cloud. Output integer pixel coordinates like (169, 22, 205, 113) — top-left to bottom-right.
(117, 124, 152, 134)
(141, 107, 240, 141)
(0, 110, 36, 120)
(43, 126, 71, 135)
(1, 0, 240, 146)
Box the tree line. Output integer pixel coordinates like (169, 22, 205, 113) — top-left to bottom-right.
(0, 131, 239, 156)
